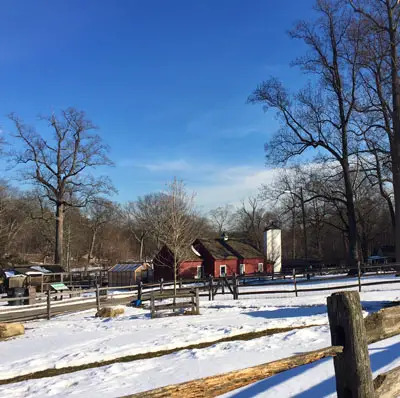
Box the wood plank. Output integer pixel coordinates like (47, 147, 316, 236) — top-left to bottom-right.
(374, 365, 400, 398)
(365, 305, 400, 344)
(154, 303, 194, 311)
(124, 346, 343, 398)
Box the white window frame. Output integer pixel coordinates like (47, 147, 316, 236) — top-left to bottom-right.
(196, 265, 202, 279)
(220, 265, 227, 277)
(239, 263, 245, 275)
(258, 263, 263, 272)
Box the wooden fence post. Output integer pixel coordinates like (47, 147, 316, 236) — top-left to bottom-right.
(208, 275, 213, 301)
(221, 277, 225, 295)
(191, 293, 195, 314)
(358, 264, 362, 292)
(195, 288, 200, 315)
(46, 290, 51, 320)
(293, 269, 298, 297)
(327, 291, 374, 398)
(160, 278, 164, 294)
(232, 273, 238, 300)
(150, 292, 155, 318)
(179, 278, 183, 289)
(96, 284, 100, 312)
(138, 281, 143, 301)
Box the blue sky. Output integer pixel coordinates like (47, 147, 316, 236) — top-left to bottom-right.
(0, 0, 316, 210)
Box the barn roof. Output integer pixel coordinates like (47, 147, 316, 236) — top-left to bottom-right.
(222, 239, 264, 259)
(109, 263, 143, 272)
(197, 239, 237, 260)
(183, 247, 203, 262)
(196, 238, 263, 260)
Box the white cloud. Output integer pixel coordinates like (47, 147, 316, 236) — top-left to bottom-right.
(117, 156, 280, 210)
(191, 166, 279, 210)
(117, 158, 191, 172)
(143, 159, 191, 172)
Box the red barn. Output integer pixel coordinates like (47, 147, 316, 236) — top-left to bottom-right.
(193, 238, 271, 277)
(153, 236, 272, 281)
(153, 245, 203, 281)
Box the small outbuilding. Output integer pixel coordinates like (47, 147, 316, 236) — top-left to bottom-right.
(108, 262, 151, 287)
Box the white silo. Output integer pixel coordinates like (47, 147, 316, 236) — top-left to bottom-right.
(264, 225, 282, 273)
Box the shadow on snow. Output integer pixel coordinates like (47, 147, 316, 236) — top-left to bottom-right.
(228, 341, 400, 398)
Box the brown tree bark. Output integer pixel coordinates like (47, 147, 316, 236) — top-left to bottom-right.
(54, 202, 64, 265)
(350, 0, 400, 261)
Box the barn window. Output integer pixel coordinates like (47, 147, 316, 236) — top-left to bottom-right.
(239, 264, 245, 275)
(196, 266, 202, 279)
(258, 263, 263, 272)
(220, 265, 227, 277)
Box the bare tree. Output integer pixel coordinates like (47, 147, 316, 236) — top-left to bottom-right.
(233, 196, 273, 251)
(141, 179, 200, 294)
(261, 167, 314, 260)
(86, 198, 117, 266)
(124, 201, 150, 261)
(248, 0, 363, 267)
(209, 205, 234, 234)
(0, 183, 31, 257)
(9, 108, 114, 267)
(349, 0, 400, 260)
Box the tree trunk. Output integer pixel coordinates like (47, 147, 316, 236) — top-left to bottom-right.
(54, 202, 64, 267)
(300, 187, 308, 260)
(139, 238, 144, 261)
(387, 2, 400, 262)
(173, 256, 177, 296)
(88, 229, 97, 266)
(292, 208, 296, 259)
(343, 162, 359, 268)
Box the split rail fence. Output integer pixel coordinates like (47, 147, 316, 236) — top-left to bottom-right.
(1, 264, 399, 322)
(125, 291, 400, 398)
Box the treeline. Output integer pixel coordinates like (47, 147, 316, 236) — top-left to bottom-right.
(0, 169, 390, 268)
(248, 0, 400, 266)
(0, 178, 272, 269)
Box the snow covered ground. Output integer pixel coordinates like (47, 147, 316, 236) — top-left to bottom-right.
(0, 274, 399, 397)
(221, 333, 400, 398)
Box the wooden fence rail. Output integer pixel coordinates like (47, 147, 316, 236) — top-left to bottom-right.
(1, 267, 399, 321)
(149, 289, 200, 318)
(124, 292, 400, 398)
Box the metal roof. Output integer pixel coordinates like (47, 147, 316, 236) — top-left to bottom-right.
(110, 263, 143, 272)
(30, 265, 52, 274)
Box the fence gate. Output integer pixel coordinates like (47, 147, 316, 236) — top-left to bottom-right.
(209, 276, 239, 300)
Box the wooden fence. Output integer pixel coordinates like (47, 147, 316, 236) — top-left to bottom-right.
(1, 264, 399, 322)
(150, 289, 200, 318)
(124, 292, 400, 398)
(27, 270, 109, 292)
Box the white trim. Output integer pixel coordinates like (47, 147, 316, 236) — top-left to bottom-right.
(220, 264, 227, 277)
(239, 263, 245, 275)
